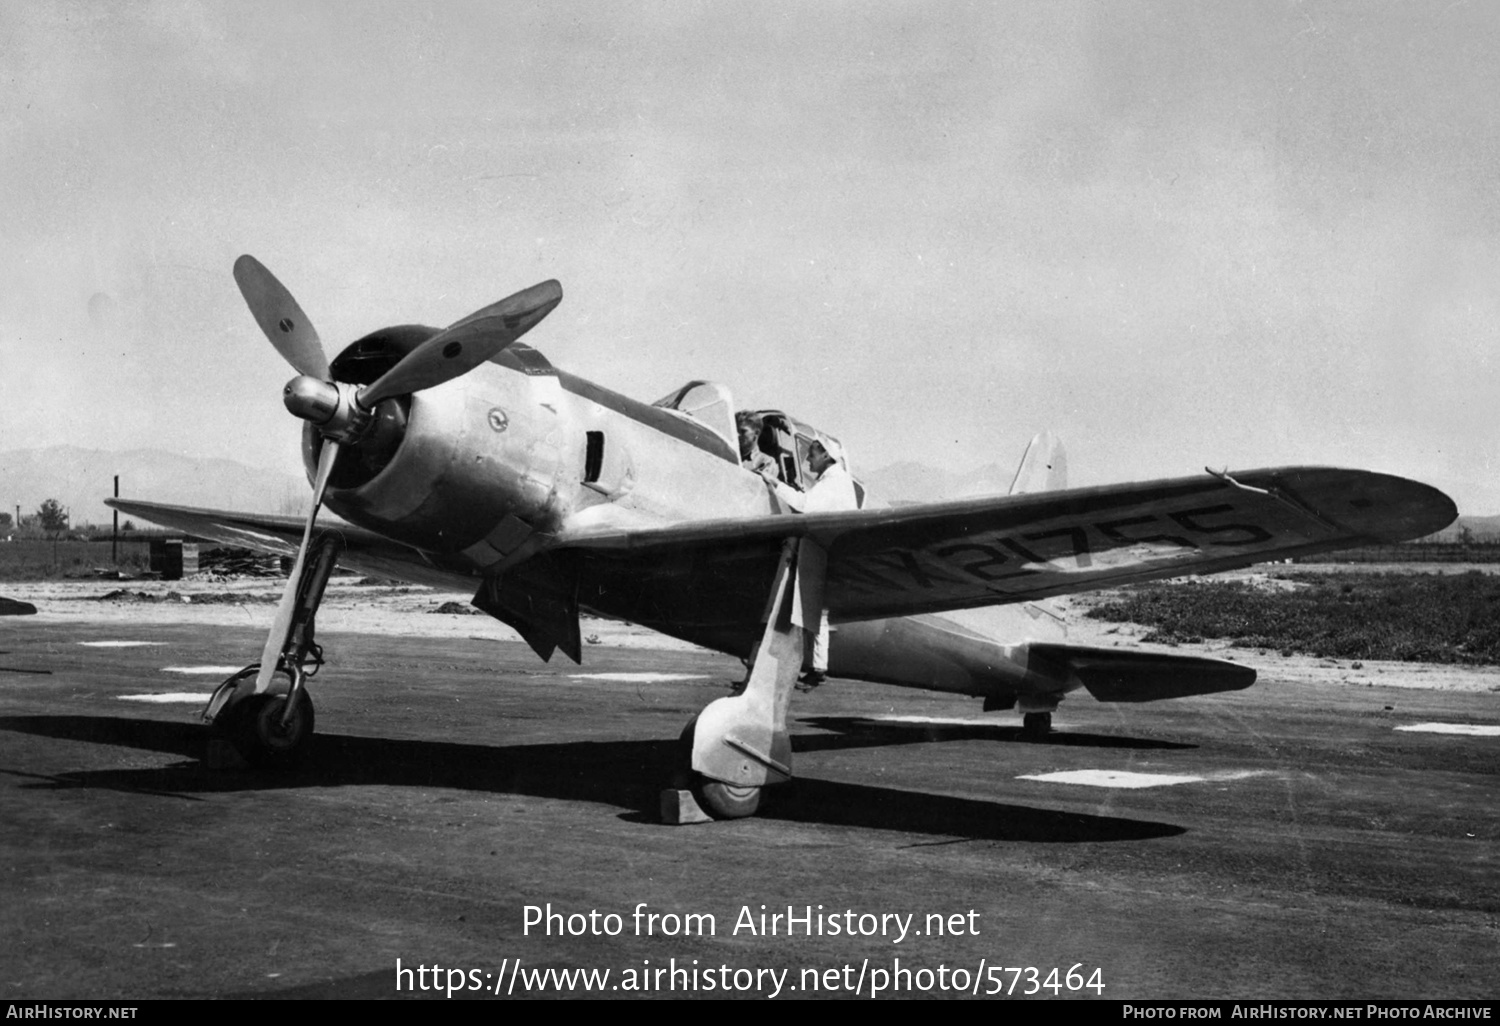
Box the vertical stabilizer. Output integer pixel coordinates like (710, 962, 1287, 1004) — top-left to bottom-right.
(1007, 431, 1068, 637)
(1009, 431, 1067, 495)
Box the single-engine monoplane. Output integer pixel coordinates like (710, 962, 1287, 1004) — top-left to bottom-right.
(110, 256, 1458, 818)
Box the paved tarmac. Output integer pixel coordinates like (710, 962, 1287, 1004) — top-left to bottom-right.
(0, 618, 1495, 1000)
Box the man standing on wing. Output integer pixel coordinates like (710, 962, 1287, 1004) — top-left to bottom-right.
(799, 437, 858, 690)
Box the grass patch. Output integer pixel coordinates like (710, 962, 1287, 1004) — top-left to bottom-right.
(0, 539, 152, 581)
(1083, 571, 1500, 665)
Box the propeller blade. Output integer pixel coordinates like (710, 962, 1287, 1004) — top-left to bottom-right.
(356, 279, 561, 408)
(253, 439, 340, 692)
(234, 254, 331, 380)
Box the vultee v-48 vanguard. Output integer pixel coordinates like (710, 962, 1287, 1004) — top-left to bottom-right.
(110, 256, 1457, 819)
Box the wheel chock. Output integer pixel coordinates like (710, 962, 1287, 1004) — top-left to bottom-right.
(659, 788, 713, 825)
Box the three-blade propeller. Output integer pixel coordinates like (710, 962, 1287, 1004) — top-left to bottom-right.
(233, 255, 561, 692)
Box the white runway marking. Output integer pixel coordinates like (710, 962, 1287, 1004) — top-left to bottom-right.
(1019, 770, 1204, 788)
(1019, 769, 1268, 788)
(77, 641, 166, 648)
(117, 693, 212, 704)
(866, 715, 1001, 726)
(568, 672, 708, 682)
(1395, 723, 1500, 736)
(160, 666, 243, 675)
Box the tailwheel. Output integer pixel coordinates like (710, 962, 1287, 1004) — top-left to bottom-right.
(1022, 711, 1052, 740)
(691, 776, 762, 819)
(220, 686, 316, 770)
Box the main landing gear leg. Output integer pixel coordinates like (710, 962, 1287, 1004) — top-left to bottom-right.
(665, 537, 825, 822)
(204, 533, 345, 770)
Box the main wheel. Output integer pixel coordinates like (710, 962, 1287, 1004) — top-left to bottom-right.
(222, 690, 316, 770)
(692, 776, 762, 819)
(678, 716, 763, 819)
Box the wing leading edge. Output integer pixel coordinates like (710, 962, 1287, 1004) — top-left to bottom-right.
(556, 466, 1457, 622)
(103, 499, 473, 590)
(109, 466, 1457, 632)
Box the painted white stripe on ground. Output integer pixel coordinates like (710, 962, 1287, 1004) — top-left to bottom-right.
(78, 641, 167, 648)
(117, 693, 212, 703)
(160, 666, 244, 675)
(867, 715, 1002, 726)
(1395, 722, 1500, 736)
(1019, 770, 1206, 788)
(568, 672, 708, 682)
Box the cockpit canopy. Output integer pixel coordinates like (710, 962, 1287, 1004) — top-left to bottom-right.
(651, 383, 865, 505)
(652, 381, 736, 453)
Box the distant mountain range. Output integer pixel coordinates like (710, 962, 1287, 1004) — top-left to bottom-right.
(0, 447, 309, 527)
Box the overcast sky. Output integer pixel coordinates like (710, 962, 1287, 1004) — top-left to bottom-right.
(5, 1, 1499, 512)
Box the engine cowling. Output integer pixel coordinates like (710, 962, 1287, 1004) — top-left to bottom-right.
(308, 327, 566, 558)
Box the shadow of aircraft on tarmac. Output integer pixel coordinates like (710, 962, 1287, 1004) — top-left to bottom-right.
(793, 715, 1197, 752)
(0, 714, 1185, 843)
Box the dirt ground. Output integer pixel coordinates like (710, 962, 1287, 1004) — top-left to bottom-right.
(0, 576, 702, 650)
(8, 566, 1500, 692)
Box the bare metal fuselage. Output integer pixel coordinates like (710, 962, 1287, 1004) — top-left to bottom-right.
(311, 338, 1142, 713)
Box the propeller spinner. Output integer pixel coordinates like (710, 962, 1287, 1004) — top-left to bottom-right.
(232, 255, 562, 694)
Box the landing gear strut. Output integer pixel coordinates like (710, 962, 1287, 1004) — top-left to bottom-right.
(205, 532, 343, 769)
(672, 537, 824, 820)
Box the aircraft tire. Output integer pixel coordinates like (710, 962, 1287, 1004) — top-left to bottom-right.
(678, 718, 764, 818)
(692, 776, 762, 819)
(225, 690, 316, 770)
(1022, 711, 1052, 740)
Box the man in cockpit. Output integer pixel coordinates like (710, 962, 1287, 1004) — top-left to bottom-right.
(737, 412, 779, 480)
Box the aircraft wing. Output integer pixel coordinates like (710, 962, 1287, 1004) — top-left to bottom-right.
(556, 466, 1457, 622)
(104, 499, 473, 590)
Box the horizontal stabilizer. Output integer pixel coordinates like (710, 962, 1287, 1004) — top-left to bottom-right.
(1026, 642, 1255, 703)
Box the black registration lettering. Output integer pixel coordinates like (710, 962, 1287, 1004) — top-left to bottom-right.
(1096, 515, 1194, 550)
(890, 550, 938, 589)
(1168, 504, 1273, 546)
(834, 559, 906, 595)
(935, 543, 1038, 584)
(1021, 526, 1092, 568)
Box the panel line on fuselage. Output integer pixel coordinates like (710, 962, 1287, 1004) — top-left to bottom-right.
(555, 370, 737, 463)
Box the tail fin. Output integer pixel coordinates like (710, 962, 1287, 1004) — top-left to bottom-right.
(1008, 432, 1068, 634)
(1008, 431, 1067, 495)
